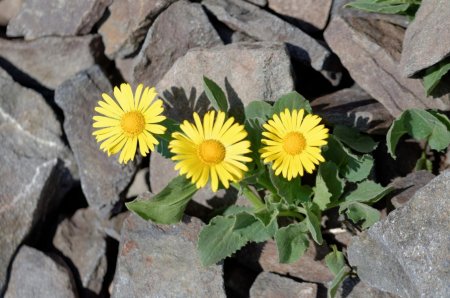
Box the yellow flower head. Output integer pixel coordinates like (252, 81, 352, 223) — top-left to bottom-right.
(260, 108, 328, 180)
(169, 111, 252, 192)
(92, 83, 167, 164)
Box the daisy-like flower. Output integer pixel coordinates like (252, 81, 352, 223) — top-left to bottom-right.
(92, 83, 166, 164)
(169, 110, 252, 192)
(260, 108, 329, 180)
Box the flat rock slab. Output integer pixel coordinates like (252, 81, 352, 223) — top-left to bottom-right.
(250, 272, 317, 298)
(348, 170, 450, 297)
(334, 278, 399, 298)
(324, 15, 450, 117)
(0, 35, 102, 90)
(133, 0, 222, 87)
(202, 0, 337, 84)
(400, 0, 450, 77)
(389, 170, 435, 208)
(99, 0, 177, 59)
(7, 0, 111, 40)
(0, 0, 22, 26)
(112, 213, 225, 298)
(0, 69, 73, 291)
(268, 0, 332, 30)
(4, 246, 77, 298)
(53, 208, 108, 295)
(55, 66, 137, 217)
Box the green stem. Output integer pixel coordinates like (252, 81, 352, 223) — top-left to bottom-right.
(232, 183, 265, 211)
(278, 210, 304, 221)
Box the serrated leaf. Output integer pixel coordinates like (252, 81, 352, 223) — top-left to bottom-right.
(269, 168, 313, 204)
(245, 101, 273, 120)
(275, 222, 310, 264)
(333, 125, 378, 153)
(344, 202, 380, 229)
(272, 91, 312, 115)
(126, 175, 197, 224)
(344, 180, 392, 204)
(327, 266, 351, 298)
(344, 154, 374, 183)
(305, 205, 323, 245)
(222, 205, 253, 216)
(203, 76, 228, 112)
(423, 57, 450, 96)
(313, 161, 344, 210)
(325, 245, 346, 276)
(155, 118, 180, 158)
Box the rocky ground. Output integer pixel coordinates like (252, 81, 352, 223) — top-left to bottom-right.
(0, 0, 449, 297)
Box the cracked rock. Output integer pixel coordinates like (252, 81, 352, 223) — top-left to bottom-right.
(250, 272, 317, 298)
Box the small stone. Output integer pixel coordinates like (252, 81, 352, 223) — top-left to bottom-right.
(7, 0, 111, 40)
(400, 0, 450, 77)
(348, 170, 450, 297)
(0, 0, 22, 26)
(250, 272, 317, 298)
(111, 213, 226, 297)
(324, 15, 450, 117)
(0, 35, 103, 89)
(55, 66, 137, 217)
(389, 170, 435, 208)
(5, 246, 77, 298)
(202, 0, 338, 84)
(133, 0, 222, 87)
(311, 85, 393, 134)
(53, 208, 108, 295)
(99, 0, 177, 59)
(268, 0, 332, 30)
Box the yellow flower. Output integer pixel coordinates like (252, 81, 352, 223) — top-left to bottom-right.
(92, 83, 166, 164)
(260, 108, 328, 180)
(169, 111, 252, 192)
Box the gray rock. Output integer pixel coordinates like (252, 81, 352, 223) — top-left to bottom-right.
(53, 208, 107, 295)
(245, 0, 267, 6)
(334, 278, 399, 298)
(99, 0, 177, 59)
(268, 0, 332, 30)
(126, 168, 150, 199)
(400, 0, 450, 77)
(115, 57, 135, 85)
(133, 0, 222, 87)
(0, 0, 22, 26)
(7, 0, 111, 39)
(348, 170, 450, 297)
(55, 66, 137, 217)
(324, 15, 450, 117)
(389, 170, 435, 208)
(4, 246, 77, 298)
(112, 213, 226, 298)
(311, 85, 393, 134)
(250, 272, 317, 298)
(0, 69, 73, 291)
(0, 35, 103, 89)
(202, 0, 338, 84)
(156, 42, 294, 121)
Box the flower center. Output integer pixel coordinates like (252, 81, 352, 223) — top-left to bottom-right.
(197, 139, 226, 165)
(121, 111, 145, 137)
(283, 132, 306, 155)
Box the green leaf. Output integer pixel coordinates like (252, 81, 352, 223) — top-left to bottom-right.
(313, 161, 344, 210)
(344, 202, 380, 229)
(155, 118, 180, 158)
(415, 153, 433, 171)
(325, 245, 346, 276)
(198, 212, 273, 266)
(305, 205, 323, 245)
(387, 109, 450, 158)
(126, 175, 197, 224)
(344, 154, 374, 183)
(423, 57, 450, 96)
(333, 125, 378, 153)
(343, 180, 392, 204)
(269, 168, 313, 204)
(272, 91, 312, 116)
(274, 222, 310, 264)
(203, 76, 228, 112)
(245, 101, 273, 120)
(327, 266, 351, 298)
(222, 205, 253, 216)
(345, 0, 413, 15)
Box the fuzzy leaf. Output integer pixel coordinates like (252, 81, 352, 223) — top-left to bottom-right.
(344, 202, 380, 229)
(245, 101, 273, 120)
(423, 57, 450, 96)
(325, 245, 346, 276)
(343, 180, 392, 204)
(272, 91, 312, 115)
(269, 169, 313, 204)
(305, 205, 323, 245)
(313, 161, 344, 210)
(203, 76, 228, 112)
(345, 0, 415, 15)
(155, 118, 180, 158)
(333, 125, 378, 153)
(275, 222, 310, 264)
(327, 266, 351, 298)
(344, 154, 374, 183)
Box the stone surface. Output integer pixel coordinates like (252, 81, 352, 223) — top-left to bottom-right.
(324, 15, 450, 117)
(311, 85, 393, 134)
(250, 272, 317, 298)
(245, 0, 266, 6)
(156, 42, 294, 121)
(400, 0, 450, 77)
(203, 0, 338, 84)
(389, 170, 435, 208)
(4, 246, 77, 298)
(0, 0, 22, 26)
(0, 69, 73, 292)
(348, 170, 450, 297)
(335, 278, 399, 298)
(115, 57, 135, 84)
(268, 0, 332, 30)
(53, 208, 108, 295)
(0, 35, 103, 90)
(133, 0, 222, 87)
(99, 0, 177, 59)
(55, 66, 137, 217)
(126, 167, 150, 199)
(112, 213, 226, 297)
(7, 0, 111, 40)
